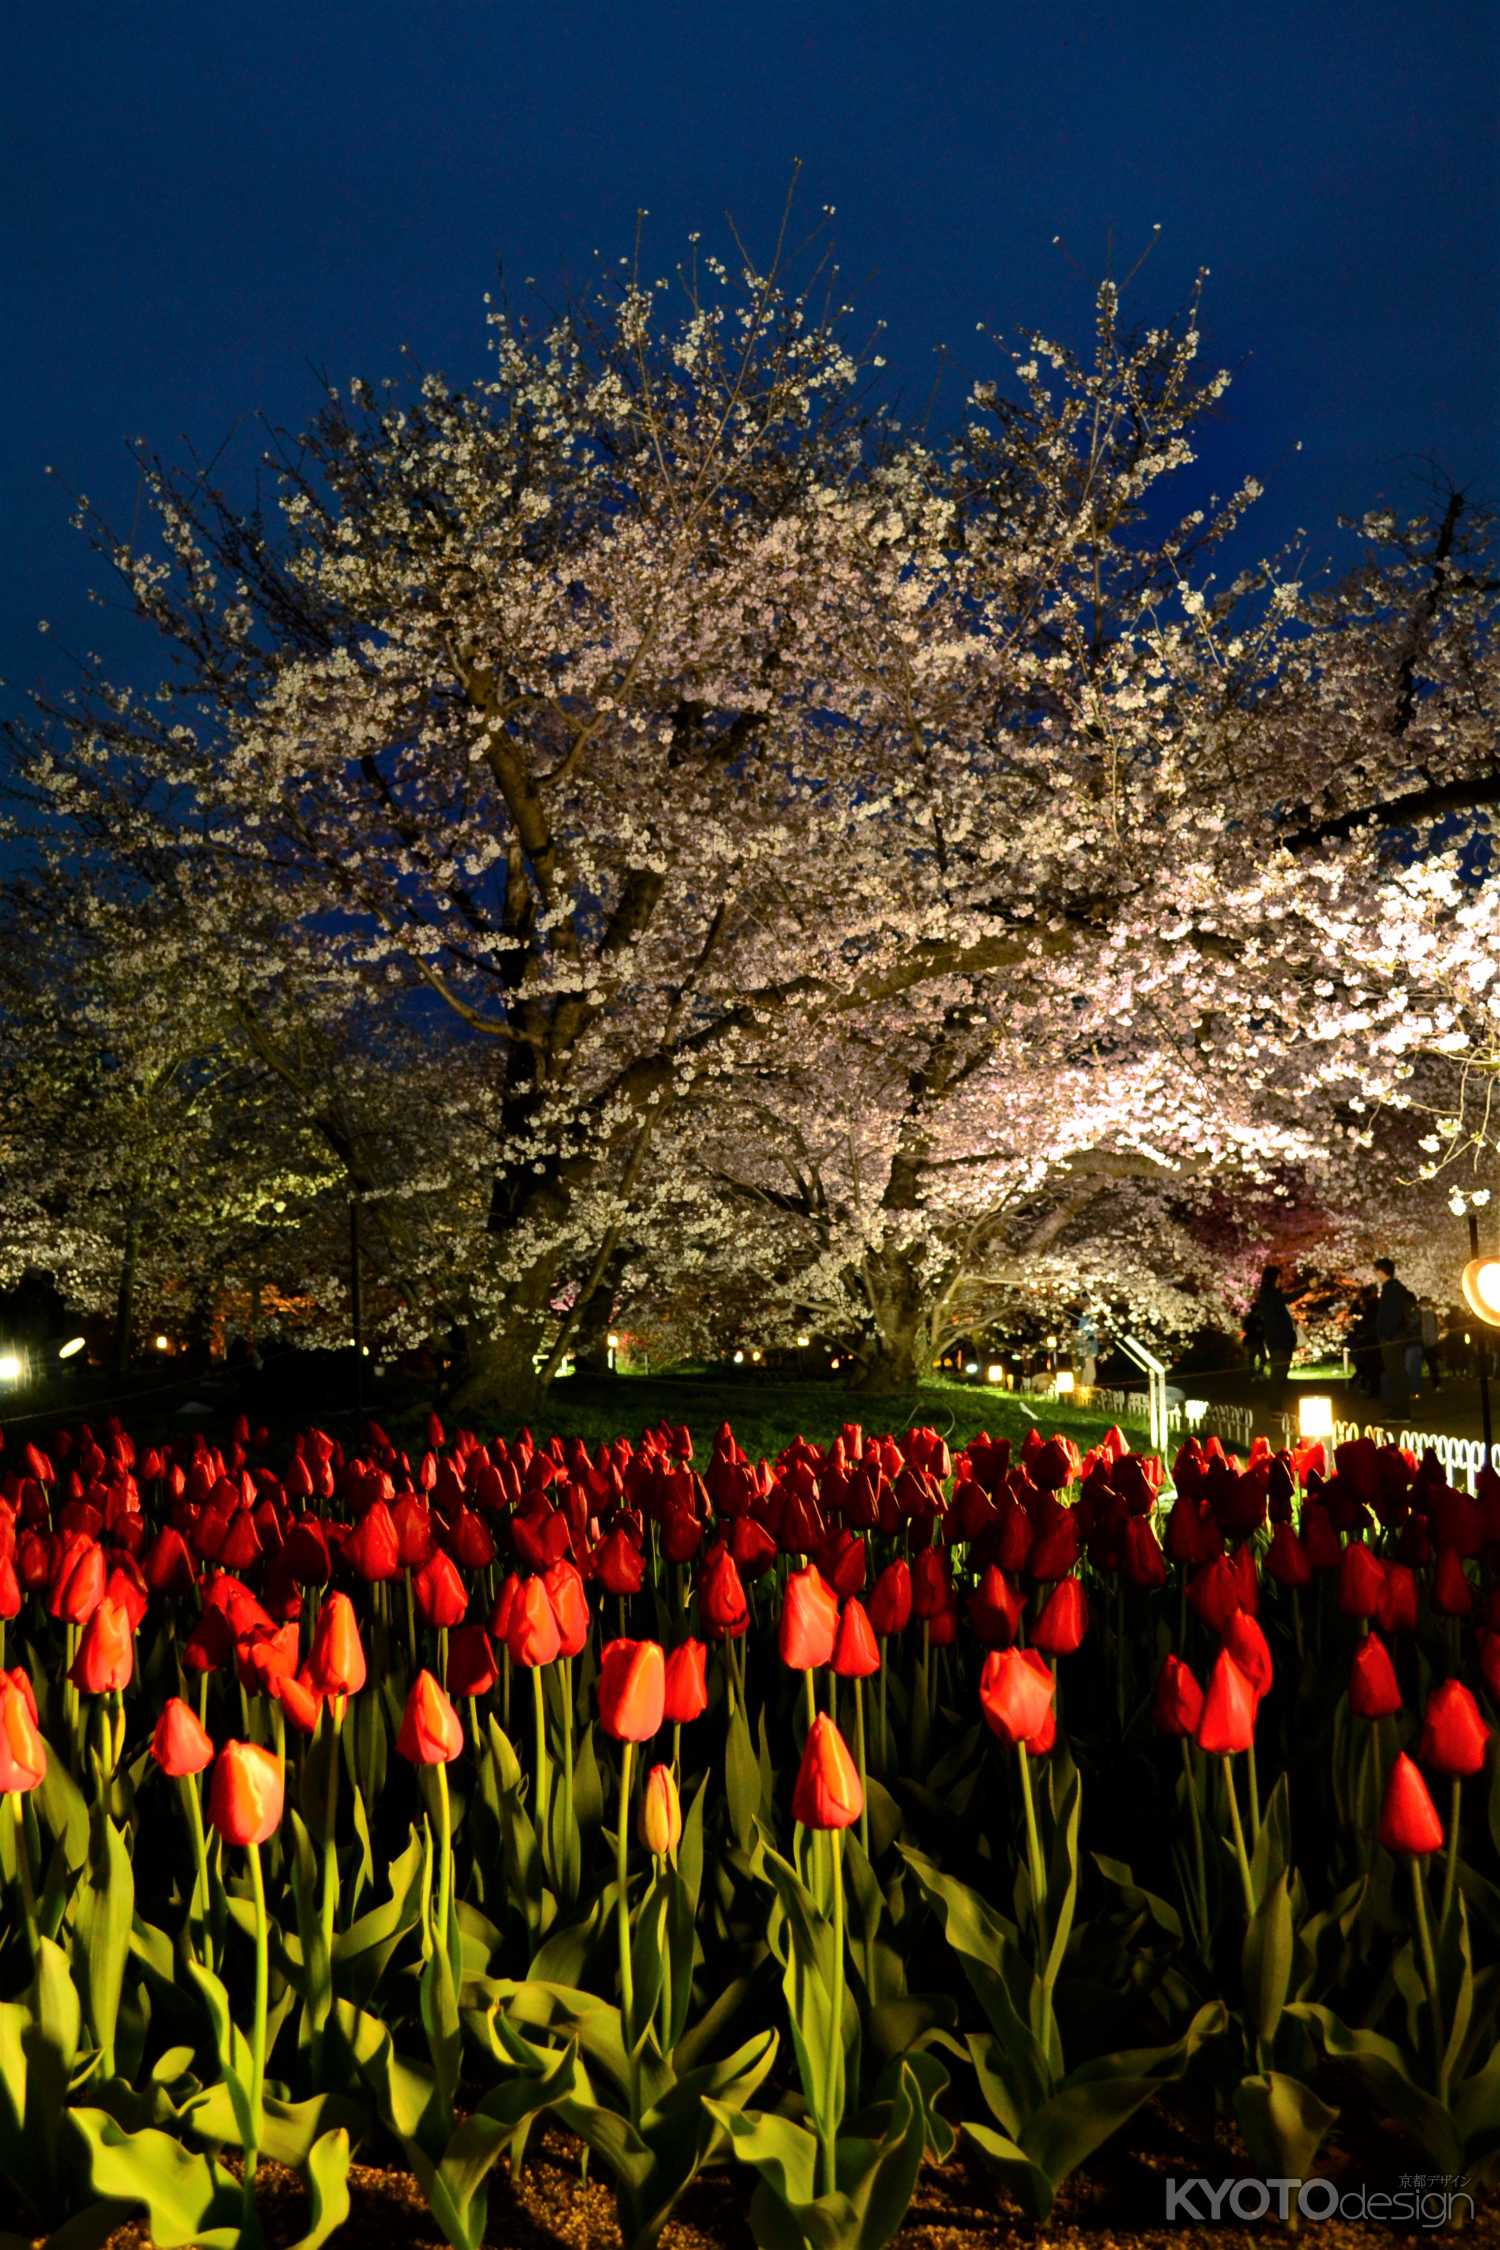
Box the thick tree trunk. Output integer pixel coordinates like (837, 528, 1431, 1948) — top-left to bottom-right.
(570, 1265, 621, 1378)
(854, 1239, 936, 1395)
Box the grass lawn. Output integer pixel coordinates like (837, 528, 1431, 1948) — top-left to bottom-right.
(515, 1368, 1145, 1461)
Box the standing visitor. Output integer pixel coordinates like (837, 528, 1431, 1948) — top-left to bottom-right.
(1348, 1285, 1381, 1400)
(1373, 1258, 1418, 1417)
(1418, 1300, 1442, 1393)
(1249, 1265, 1296, 1397)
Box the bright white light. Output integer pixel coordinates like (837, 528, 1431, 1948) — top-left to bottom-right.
(985, 1363, 1004, 1384)
(1298, 1394, 1335, 1440)
(830, 1356, 841, 1370)
(154, 1334, 171, 1351)
(965, 1360, 979, 1376)
(733, 1349, 744, 1365)
(1185, 1398, 1209, 1427)
(58, 1336, 86, 1360)
(1046, 1334, 1058, 1349)
(1461, 1259, 1500, 1328)
(0, 1354, 21, 1384)
(797, 1333, 810, 1348)
(607, 1332, 621, 1350)
(1055, 1369, 1076, 1395)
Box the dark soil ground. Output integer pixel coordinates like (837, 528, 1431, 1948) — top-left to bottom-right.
(81, 2098, 1494, 2248)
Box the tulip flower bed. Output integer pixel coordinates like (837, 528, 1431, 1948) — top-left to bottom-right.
(3, 1408, 1500, 2250)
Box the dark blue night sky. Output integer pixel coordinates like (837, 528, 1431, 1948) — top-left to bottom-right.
(4, 0, 1496, 710)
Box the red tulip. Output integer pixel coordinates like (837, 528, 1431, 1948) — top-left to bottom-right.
(1419, 1680, 1491, 1778)
(307, 1591, 367, 1696)
(0, 1675, 46, 1793)
(344, 1502, 401, 1582)
(542, 1559, 591, 1658)
(978, 1647, 1055, 1747)
(1379, 1751, 1444, 1855)
(1377, 1563, 1419, 1635)
(1348, 1634, 1402, 1720)
(1431, 1548, 1474, 1619)
(413, 1550, 468, 1629)
(910, 1547, 951, 1620)
(1195, 1650, 1258, 1755)
(967, 1565, 1021, 1647)
(791, 1712, 864, 1830)
(506, 1577, 562, 1668)
(866, 1560, 912, 1636)
(594, 1525, 645, 1597)
(208, 1741, 284, 1846)
(150, 1696, 214, 1777)
(778, 1566, 839, 1670)
(69, 1594, 134, 1693)
(1221, 1609, 1273, 1700)
(446, 1623, 499, 1698)
(698, 1543, 749, 1639)
(1337, 1541, 1385, 1619)
(276, 1672, 325, 1736)
(662, 1637, 709, 1722)
(1152, 1654, 1203, 1738)
(396, 1670, 464, 1764)
(832, 1598, 881, 1679)
(1031, 1577, 1089, 1655)
(598, 1638, 665, 1741)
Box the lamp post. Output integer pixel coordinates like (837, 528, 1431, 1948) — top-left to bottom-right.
(1461, 1215, 1496, 1458)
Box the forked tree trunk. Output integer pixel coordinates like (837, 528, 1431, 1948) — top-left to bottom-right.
(854, 1239, 937, 1396)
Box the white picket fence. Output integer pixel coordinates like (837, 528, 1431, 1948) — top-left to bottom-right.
(1275, 1415, 1500, 1495)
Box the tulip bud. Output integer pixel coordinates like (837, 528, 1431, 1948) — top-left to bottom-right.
(150, 1696, 214, 1777)
(1151, 1654, 1203, 1738)
(697, 1543, 749, 1639)
(1419, 1679, 1491, 1778)
(598, 1638, 665, 1741)
(1379, 1751, 1444, 1855)
(978, 1647, 1055, 1747)
(832, 1597, 881, 1679)
(208, 1740, 284, 1846)
(307, 1591, 367, 1696)
(542, 1558, 591, 1657)
(662, 1637, 709, 1722)
(1348, 1633, 1402, 1720)
(791, 1712, 863, 1830)
(506, 1576, 562, 1668)
(1195, 1649, 1258, 1755)
(640, 1763, 682, 1858)
(396, 1669, 464, 1764)
(778, 1565, 839, 1670)
(1031, 1576, 1088, 1655)
(69, 1594, 135, 1693)
(413, 1549, 468, 1629)
(0, 1674, 47, 1793)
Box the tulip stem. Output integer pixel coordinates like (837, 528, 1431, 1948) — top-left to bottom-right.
(182, 1772, 212, 1967)
(1016, 1741, 1048, 1955)
(1181, 1739, 1209, 1953)
(1441, 1776, 1462, 1932)
(532, 1665, 550, 1835)
(9, 1796, 37, 1967)
(822, 1825, 844, 2200)
(854, 1678, 870, 1863)
(434, 1756, 456, 1982)
(244, 1840, 269, 2227)
(1409, 1855, 1447, 2099)
(1246, 1739, 1262, 1846)
(1222, 1756, 1256, 1920)
(617, 1740, 638, 2119)
(561, 1657, 576, 1885)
